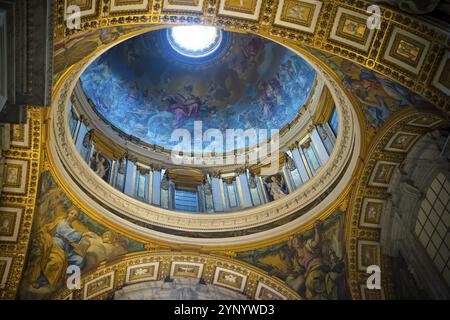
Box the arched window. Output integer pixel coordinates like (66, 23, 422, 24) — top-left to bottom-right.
(414, 172, 450, 286)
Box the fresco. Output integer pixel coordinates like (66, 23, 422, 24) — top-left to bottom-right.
(236, 211, 349, 300)
(19, 171, 145, 299)
(308, 48, 434, 129)
(80, 28, 316, 152)
(53, 25, 151, 84)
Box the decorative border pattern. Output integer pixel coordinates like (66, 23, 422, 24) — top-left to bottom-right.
(329, 7, 375, 52)
(53, 252, 300, 300)
(0, 108, 43, 299)
(273, 0, 322, 34)
(346, 110, 447, 299)
(53, 0, 450, 117)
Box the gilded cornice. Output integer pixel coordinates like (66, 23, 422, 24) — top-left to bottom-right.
(53, 0, 450, 118)
(51, 251, 301, 300)
(0, 108, 44, 299)
(344, 108, 448, 299)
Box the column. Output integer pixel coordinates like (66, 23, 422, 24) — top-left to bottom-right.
(257, 176, 269, 203)
(311, 127, 329, 164)
(211, 176, 224, 212)
(237, 173, 253, 208)
(151, 167, 162, 206)
(123, 160, 136, 197)
(291, 147, 309, 182)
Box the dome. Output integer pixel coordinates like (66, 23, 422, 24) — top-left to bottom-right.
(80, 27, 316, 153)
(62, 26, 360, 245)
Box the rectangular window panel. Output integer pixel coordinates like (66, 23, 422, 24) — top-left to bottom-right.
(328, 107, 339, 137)
(227, 183, 238, 208)
(68, 105, 78, 138)
(175, 189, 198, 212)
(250, 187, 261, 206)
(136, 172, 148, 200)
(303, 144, 321, 174)
(290, 168, 302, 189)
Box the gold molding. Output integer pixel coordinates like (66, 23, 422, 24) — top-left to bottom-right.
(53, 0, 450, 117)
(0, 108, 44, 299)
(344, 107, 448, 299)
(51, 250, 301, 300)
(44, 25, 367, 253)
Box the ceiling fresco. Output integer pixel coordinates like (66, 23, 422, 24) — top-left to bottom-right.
(80, 28, 316, 152)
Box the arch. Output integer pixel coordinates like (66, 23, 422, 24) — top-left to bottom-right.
(345, 107, 448, 299)
(52, 251, 301, 300)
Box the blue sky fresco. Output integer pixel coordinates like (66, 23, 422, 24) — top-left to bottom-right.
(80, 28, 316, 152)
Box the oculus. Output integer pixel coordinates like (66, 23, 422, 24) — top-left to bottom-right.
(167, 26, 223, 58)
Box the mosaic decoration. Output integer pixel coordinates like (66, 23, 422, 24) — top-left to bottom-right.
(18, 171, 145, 300)
(307, 49, 435, 129)
(273, 0, 322, 33)
(52, 252, 300, 300)
(236, 211, 349, 300)
(329, 7, 376, 52)
(80, 28, 316, 152)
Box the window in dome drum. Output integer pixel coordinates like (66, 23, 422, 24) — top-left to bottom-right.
(174, 189, 199, 212)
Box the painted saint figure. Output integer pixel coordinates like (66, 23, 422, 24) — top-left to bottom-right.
(31, 208, 97, 289)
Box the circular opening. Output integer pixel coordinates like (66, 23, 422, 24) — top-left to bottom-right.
(167, 26, 223, 58)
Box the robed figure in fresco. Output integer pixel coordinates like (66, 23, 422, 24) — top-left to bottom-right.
(279, 220, 346, 300)
(29, 207, 97, 289)
(237, 216, 348, 300)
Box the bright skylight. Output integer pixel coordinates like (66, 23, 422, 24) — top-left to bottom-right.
(167, 26, 222, 58)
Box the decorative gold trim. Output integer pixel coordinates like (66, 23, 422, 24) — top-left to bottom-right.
(0, 108, 44, 299)
(344, 107, 448, 299)
(52, 251, 301, 300)
(45, 26, 367, 252)
(53, 0, 450, 116)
